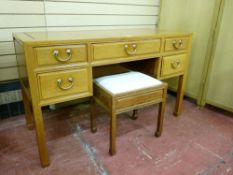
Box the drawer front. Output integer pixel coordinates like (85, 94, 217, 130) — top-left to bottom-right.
(164, 37, 189, 52)
(35, 45, 87, 66)
(116, 89, 163, 110)
(38, 68, 90, 99)
(161, 54, 186, 77)
(92, 39, 161, 61)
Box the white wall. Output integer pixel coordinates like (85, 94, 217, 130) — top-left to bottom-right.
(0, 0, 160, 81)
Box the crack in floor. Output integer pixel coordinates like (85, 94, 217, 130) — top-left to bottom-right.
(73, 124, 109, 175)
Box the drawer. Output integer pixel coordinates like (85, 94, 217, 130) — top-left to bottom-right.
(161, 54, 186, 77)
(35, 45, 87, 66)
(164, 37, 189, 52)
(116, 89, 163, 110)
(38, 68, 90, 99)
(92, 39, 161, 61)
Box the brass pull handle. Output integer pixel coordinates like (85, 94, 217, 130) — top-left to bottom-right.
(53, 49, 72, 62)
(57, 77, 74, 90)
(124, 44, 137, 55)
(171, 59, 181, 69)
(172, 40, 183, 49)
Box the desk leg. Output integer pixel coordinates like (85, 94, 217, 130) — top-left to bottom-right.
(32, 105, 50, 167)
(21, 89, 34, 130)
(174, 75, 186, 116)
(90, 98, 97, 133)
(109, 111, 116, 155)
(131, 109, 138, 120)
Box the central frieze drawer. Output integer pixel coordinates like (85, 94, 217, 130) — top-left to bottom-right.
(35, 45, 87, 66)
(92, 39, 161, 61)
(38, 68, 90, 99)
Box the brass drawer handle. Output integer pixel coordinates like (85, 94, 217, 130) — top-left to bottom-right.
(172, 40, 183, 49)
(57, 77, 74, 90)
(124, 44, 137, 55)
(53, 49, 72, 62)
(171, 59, 181, 69)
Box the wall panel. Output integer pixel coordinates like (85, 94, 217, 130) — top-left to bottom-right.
(0, 0, 160, 112)
(159, 0, 217, 99)
(48, 0, 159, 6)
(0, 1, 44, 14)
(0, 0, 160, 82)
(45, 1, 159, 15)
(47, 25, 155, 32)
(0, 42, 15, 55)
(46, 15, 157, 27)
(0, 28, 46, 42)
(0, 55, 17, 68)
(0, 67, 19, 81)
(0, 0, 46, 82)
(206, 0, 233, 112)
(0, 15, 45, 28)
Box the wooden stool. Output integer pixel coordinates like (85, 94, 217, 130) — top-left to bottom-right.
(90, 71, 167, 155)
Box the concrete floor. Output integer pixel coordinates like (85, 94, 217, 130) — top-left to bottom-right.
(0, 94, 233, 175)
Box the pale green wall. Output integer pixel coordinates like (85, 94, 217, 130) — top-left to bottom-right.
(159, 0, 217, 99)
(159, 0, 233, 112)
(206, 0, 233, 112)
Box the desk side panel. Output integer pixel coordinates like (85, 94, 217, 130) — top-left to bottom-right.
(14, 39, 30, 98)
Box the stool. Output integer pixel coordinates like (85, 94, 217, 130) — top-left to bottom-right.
(90, 71, 167, 155)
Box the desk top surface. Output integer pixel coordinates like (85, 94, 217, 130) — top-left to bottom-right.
(13, 28, 191, 44)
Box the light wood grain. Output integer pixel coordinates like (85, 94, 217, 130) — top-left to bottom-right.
(38, 68, 90, 99)
(161, 54, 187, 77)
(0, 67, 18, 81)
(92, 39, 161, 61)
(92, 76, 167, 155)
(35, 44, 87, 66)
(115, 89, 163, 109)
(164, 37, 189, 52)
(14, 29, 192, 166)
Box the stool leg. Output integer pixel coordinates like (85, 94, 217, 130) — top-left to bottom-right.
(109, 112, 116, 155)
(90, 98, 97, 133)
(155, 101, 165, 137)
(131, 109, 138, 120)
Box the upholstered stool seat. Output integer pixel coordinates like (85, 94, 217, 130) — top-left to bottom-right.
(90, 71, 167, 155)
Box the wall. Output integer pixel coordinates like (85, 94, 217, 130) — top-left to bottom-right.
(205, 0, 233, 112)
(159, 0, 232, 112)
(159, 0, 218, 99)
(0, 1, 46, 81)
(0, 0, 160, 82)
(0, 1, 46, 118)
(0, 0, 160, 118)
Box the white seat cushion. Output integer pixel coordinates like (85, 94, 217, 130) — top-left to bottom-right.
(94, 71, 162, 94)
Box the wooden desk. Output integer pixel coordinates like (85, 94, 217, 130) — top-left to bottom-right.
(13, 29, 192, 167)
